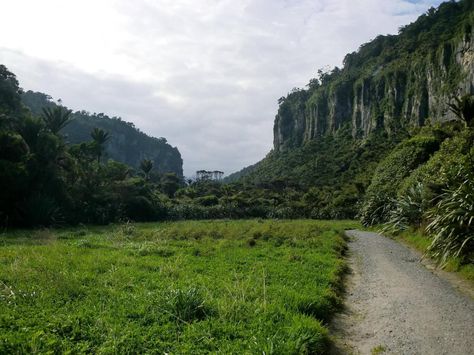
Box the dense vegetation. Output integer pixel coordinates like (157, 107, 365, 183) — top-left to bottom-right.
(0, 220, 357, 353)
(376, 122, 474, 266)
(226, 0, 474, 266)
(1, 0, 473, 268)
(0, 2, 473, 354)
(0, 65, 182, 226)
(21, 91, 183, 177)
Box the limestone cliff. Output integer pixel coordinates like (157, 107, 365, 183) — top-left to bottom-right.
(274, 0, 474, 152)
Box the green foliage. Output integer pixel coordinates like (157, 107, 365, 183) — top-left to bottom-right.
(426, 169, 474, 265)
(232, 127, 399, 219)
(381, 183, 426, 234)
(360, 135, 440, 226)
(90, 127, 110, 163)
(40, 106, 72, 134)
(139, 158, 153, 180)
(161, 172, 181, 197)
(22, 90, 183, 176)
(0, 220, 357, 353)
(0, 67, 187, 227)
(398, 126, 469, 197)
(0, 64, 22, 115)
(381, 127, 474, 266)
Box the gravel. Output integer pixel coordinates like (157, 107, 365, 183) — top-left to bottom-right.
(330, 230, 474, 355)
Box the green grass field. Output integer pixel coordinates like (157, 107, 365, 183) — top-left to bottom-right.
(0, 220, 358, 354)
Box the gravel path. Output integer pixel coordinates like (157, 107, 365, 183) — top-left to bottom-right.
(330, 230, 474, 355)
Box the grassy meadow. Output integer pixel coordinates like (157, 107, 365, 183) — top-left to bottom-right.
(0, 220, 358, 354)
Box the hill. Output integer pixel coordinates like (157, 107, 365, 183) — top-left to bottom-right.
(21, 91, 183, 176)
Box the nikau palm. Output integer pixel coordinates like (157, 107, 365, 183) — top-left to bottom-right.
(91, 128, 111, 164)
(140, 159, 153, 180)
(41, 106, 72, 134)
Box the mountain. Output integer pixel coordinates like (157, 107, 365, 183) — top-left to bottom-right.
(21, 91, 183, 176)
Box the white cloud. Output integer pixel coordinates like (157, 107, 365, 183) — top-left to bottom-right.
(0, 0, 443, 176)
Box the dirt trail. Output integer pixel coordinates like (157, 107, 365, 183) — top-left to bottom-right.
(331, 230, 474, 355)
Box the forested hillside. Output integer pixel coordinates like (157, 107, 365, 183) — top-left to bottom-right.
(21, 91, 183, 176)
(230, 0, 474, 221)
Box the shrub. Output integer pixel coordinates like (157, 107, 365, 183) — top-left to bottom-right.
(399, 130, 472, 198)
(382, 182, 426, 234)
(426, 172, 474, 265)
(360, 135, 440, 225)
(195, 195, 219, 206)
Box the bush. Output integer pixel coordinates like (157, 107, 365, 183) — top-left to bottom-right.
(399, 130, 472, 198)
(360, 135, 440, 225)
(426, 171, 474, 265)
(195, 195, 219, 206)
(382, 182, 426, 234)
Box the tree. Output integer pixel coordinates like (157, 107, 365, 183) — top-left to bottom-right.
(448, 94, 474, 127)
(306, 78, 320, 91)
(161, 172, 181, 197)
(90, 128, 111, 164)
(140, 159, 153, 181)
(0, 65, 22, 114)
(41, 106, 72, 134)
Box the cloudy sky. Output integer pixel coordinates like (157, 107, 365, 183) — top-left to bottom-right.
(0, 0, 443, 176)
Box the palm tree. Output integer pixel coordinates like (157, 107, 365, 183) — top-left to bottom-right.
(90, 128, 111, 164)
(41, 106, 72, 134)
(140, 159, 153, 180)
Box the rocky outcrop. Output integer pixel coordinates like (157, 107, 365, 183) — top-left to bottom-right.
(273, 1, 474, 152)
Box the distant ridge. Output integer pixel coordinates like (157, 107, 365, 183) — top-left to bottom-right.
(21, 90, 183, 176)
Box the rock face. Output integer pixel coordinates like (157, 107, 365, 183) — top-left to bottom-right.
(273, 1, 474, 152)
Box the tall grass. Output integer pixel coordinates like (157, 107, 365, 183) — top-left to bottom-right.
(0, 220, 357, 353)
(426, 176, 474, 265)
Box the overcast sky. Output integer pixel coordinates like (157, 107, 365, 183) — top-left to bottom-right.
(0, 0, 443, 177)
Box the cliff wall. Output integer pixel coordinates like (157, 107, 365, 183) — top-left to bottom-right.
(273, 0, 474, 152)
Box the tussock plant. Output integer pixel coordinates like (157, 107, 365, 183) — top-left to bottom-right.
(163, 287, 211, 323)
(382, 183, 425, 234)
(426, 174, 474, 265)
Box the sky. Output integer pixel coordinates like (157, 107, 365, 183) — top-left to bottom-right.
(0, 0, 443, 177)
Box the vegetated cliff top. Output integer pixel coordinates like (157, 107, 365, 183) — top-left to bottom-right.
(21, 90, 183, 176)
